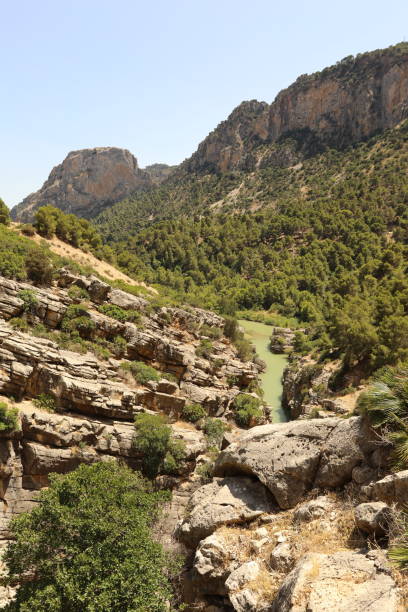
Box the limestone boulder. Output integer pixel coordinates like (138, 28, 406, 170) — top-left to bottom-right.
(354, 502, 392, 536)
(294, 496, 335, 523)
(178, 477, 274, 546)
(361, 470, 408, 505)
(214, 417, 375, 509)
(270, 550, 398, 612)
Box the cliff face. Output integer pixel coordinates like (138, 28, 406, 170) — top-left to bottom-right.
(12, 147, 152, 222)
(184, 44, 408, 173)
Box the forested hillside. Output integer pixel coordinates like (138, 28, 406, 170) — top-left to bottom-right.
(95, 121, 408, 375)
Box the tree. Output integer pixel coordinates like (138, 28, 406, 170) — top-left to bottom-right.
(133, 413, 185, 478)
(2, 462, 175, 611)
(25, 249, 54, 286)
(0, 198, 10, 225)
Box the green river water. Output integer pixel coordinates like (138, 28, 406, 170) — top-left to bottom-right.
(238, 319, 288, 423)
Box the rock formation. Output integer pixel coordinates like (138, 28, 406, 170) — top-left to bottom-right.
(184, 44, 408, 174)
(12, 147, 152, 221)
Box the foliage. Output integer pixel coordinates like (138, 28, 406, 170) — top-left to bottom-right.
(25, 249, 54, 286)
(233, 393, 263, 427)
(133, 413, 186, 478)
(34, 205, 103, 254)
(67, 285, 90, 301)
(199, 324, 222, 340)
(121, 361, 161, 385)
(98, 303, 140, 323)
(9, 317, 29, 331)
(33, 394, 57, 413)
(181, 403, 207, 423)
(203, 418, 226, 447)
(2, 462, 175, 611)
(61, 304, 95, 336)
(356, 366, 408, 468)
(0, 402, 19, 432)
(17, 289, 38, 313)
(0, 198, 10, 225)
(196, 339, 213, 359)
(20, 223, 36, 236)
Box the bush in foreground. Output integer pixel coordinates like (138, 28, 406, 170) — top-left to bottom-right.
(2, 462, 175, 611)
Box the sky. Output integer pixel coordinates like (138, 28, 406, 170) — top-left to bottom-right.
(1, 0, 407, 207)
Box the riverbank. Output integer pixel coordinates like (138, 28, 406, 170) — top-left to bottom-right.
(238, 319, 288, 422)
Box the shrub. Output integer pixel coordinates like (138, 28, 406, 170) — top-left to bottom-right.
(0, 199, 10, 225)
(33, 393, 56, 412)
(25, 249, 54, 286)
(9, 317, 29, 331)
(2, 462, 175, 610)
(0, 402, 19, 432)
(233, 393, 263, 428)
(98, 303, 140, 323)
(133, 413, 185, 477)
(203, 418, 226, 447)
(182, 403, 207, 423)
(67, 285, 90, 301)
(112, 335, 127, 357)
(234, 337, 254, 362)
(17, 289, 38, 313)
(200, 324, 223, 340)
(61, 304, 96, 336)
(196, 339, 213, 359)
(224, 317, 239, 341)
(121, 360, 160, 385)
(20, 223, 36, 236)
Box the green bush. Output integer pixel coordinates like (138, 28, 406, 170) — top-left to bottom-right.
(182, 403, 207, 423)
(17, 289, 38, 313)
(2, 462, 175, 610)
(196, 339, 213, 359)
(233, 393, 263, 428)
(67, 285, 90, 301)
(112, 335, 127, 357)
(25, 249, 54, 286)
(0, 198, 10, 226)
(61, 304, 96, 336)
(203, 418, 226, 447)
(133, 413, 185, 477)
(98, 303, 140, 323)
(9, 317, 29, 331)
(20, 223, 36, 236)
(33, 394, 57, 413)
(0, 402, 19, 432)
(121, 360, 160, 385)
(200, 324, 223, 340)
(234, 337, 254, 362)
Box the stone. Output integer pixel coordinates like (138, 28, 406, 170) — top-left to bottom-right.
(193, 533, 232, 595)
(354, 502, 392, 535)
(294, 496, 335, 522)
(178, 477, 274, 546)
(269, 542, 294, 572)
(214, 417, 375, 509)
(361, 470, 408, 505)
(225, 562, 261, 612)
(271, 551, 398, 612)
(12, 147, 153, 221)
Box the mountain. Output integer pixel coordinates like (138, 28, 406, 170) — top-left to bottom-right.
(184, 42, 408, 173)
(11, 147, 152, 222)
(144, 163, 176, 184)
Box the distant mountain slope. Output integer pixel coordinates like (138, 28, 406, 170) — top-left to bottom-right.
(184, 42, 408, 174)
(11, 147, 152, 222)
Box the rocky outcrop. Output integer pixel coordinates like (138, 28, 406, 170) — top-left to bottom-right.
(214, 417, 377, 508)
(362, 469, 408, 505)
(271, 550, 398, 612)
(12, 147, 153, 222)
(184, 44, 408, 174)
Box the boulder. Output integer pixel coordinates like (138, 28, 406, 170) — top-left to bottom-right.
(269, 542, 294, 572)
(225, 561, 261, 612)
(294, 496, 335, 522)
(271, 551, 398, 612)
(214, 417, 375, 509)
(354, 502, 392, 536)
(361, 469, 408, 505)
(178, 477, 275, 546)
(193, 533, 232, 595)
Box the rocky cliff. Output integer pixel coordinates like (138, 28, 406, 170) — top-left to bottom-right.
(184, 43, 408, 173)
(11, 147, 153, 222)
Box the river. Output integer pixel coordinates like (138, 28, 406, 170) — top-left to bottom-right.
(238, 319, 288, 423)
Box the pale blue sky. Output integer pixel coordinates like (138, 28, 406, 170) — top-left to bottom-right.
(1, 0, 407, 206)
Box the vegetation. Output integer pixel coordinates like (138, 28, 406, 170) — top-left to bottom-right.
(2, 462, 175, 611)
(233, 393, 263, 428)
(0, 198, 10, 225)
(98, 303, 140, 323)
(357, 365, 408, 469)
(33, 394, 57, 413)
(203, 418, 227, 447)
(94, 121, 408, 379)
(0, 402, 19, 432)
(17, 289, 38, 313)
(181, 403, 207, 423)
(133, 413, 185, 478)
(61, 304, 96, 336)
(121, 361, 161, 385)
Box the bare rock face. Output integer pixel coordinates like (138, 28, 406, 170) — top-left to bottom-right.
(270, 550, 398, 612)
(12, 147, 152, 222)
(184, 44, 408, 174)
(214, 417, 377, 509)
